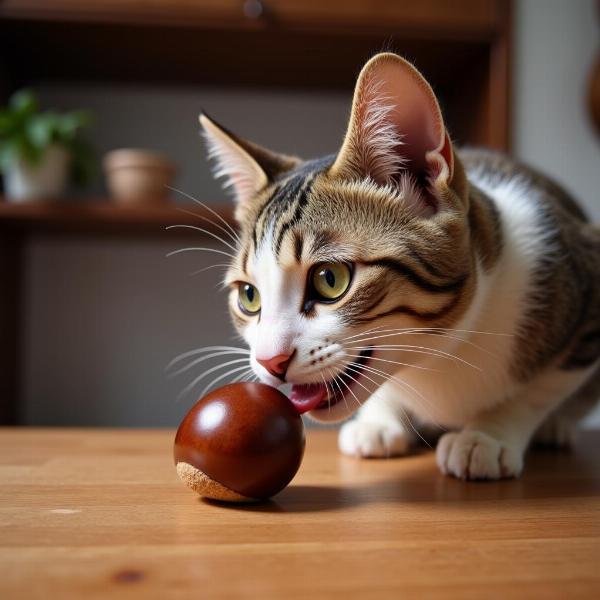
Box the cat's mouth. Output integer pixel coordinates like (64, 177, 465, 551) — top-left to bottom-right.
(289, 348, 373, 414)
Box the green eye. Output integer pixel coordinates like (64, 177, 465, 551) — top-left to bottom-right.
(238, 283, 261, 315)
(312, 263, 352, 301)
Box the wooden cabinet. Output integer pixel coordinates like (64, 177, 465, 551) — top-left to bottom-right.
(1, 0, 501, 34)
(0, 0, 512, 423)
(0, 0, 511, 144)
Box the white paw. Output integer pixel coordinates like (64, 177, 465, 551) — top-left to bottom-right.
(436, 430, 523, 480)
(338, 420, 411, 458)
(534, 416, 577, 448)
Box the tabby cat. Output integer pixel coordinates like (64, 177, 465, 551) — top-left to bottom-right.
(199, 53, 600, 480)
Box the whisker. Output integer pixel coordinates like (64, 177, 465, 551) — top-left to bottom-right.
(174, 204, 240, 246)
(356, 363, 430, 408)
(199, 364, 254, 397)
(166, 185, 241, 245)
(319, 372, 332, 413)
(325, 373, 337, 412)
(368, 326, 511, 337)
(232, 366, 255, 384)
(345, 326, 512, 344)
(347, 328, 499, 358)
(167, 246, 236, 259)
(346, 331, 451, 346)
(168, 349, 252, 377)
(342, 362, 430, 446)
(166, 224, 238, 253)
(344, 331, 456, 348)
(342, 354, 444, 425)
(167, 346, 249, 369)
(344, 352, 439, 372)
(329, 357, 370, 394)
(356, 362, 445, 435)
(216, 278, 231, 292)
(328, 366, 350, 413)
(347, 346, 464, 368)
(330, 361, 373, 409)
(178, 357, 250, 399)
(341, 324, 390, 342)
(190, 263, 231, 276)
(335, 370, 361, 410)
(347, 344, 481, 371)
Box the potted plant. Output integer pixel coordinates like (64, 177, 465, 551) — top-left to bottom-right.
(103, 148, 176, 205)
(0, 89, 94, 201)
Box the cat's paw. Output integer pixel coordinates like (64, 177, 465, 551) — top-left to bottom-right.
(533, 416, 577, 448)
(436, 430, 523, 480)
(338, 420, 411, 458)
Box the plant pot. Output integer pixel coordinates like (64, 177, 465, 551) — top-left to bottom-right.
(3, 144, 70, 202)
(103, 149, 176, 205)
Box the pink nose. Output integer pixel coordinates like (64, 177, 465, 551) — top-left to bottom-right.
(257, 353, 293, 380)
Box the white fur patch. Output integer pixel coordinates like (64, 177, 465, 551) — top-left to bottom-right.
(352, 76, 407, 184)
(244, 227, 347, 389)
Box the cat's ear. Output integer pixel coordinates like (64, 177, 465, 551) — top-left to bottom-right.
(331, 53, 455, 206)
(199, 113, 298, 205)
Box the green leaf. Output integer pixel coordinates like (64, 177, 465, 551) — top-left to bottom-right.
(27, 113, 58, 148)
(9, 89, 39, 117)
(1, 88, 95, 183)
(0, 136, 40, 169)
(0, 109, 17, 136)
(16, 132, 43, 165)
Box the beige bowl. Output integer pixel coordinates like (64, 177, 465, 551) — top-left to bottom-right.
(103, 148, 176, 205)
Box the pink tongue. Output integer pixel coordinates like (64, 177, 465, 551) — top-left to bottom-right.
(290, 383, 328, 414)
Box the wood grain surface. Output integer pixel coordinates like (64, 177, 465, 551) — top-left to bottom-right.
(1, 428, 599, 599)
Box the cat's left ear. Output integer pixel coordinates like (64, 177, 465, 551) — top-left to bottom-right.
(331, 53, 456, 207)
(200, 113, 298, 205)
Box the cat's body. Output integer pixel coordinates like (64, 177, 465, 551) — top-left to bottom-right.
(341, 149, 600, 476)
(200, 53, 600, 480)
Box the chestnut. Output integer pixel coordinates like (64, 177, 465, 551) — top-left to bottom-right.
(174, 382, 305, 502)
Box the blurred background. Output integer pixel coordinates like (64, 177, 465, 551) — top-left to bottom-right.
(0, 0, 599, 427)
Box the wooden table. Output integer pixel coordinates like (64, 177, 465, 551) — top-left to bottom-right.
(1, 429, 599, 599)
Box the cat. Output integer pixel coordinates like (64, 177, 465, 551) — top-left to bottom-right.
(199, 52, 600, 480)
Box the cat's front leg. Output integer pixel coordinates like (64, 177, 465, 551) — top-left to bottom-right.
(436, 366, 597, 480)
(338, 380, 414, 458)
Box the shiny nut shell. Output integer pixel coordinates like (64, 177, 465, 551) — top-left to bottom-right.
(174, 383, 305, 500)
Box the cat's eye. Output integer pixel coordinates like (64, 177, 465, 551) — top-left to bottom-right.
(312, 263, 352, 301)
(238, 283, 261, 315)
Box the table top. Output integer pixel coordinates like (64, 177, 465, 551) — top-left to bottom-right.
(1, 428, 599, 599)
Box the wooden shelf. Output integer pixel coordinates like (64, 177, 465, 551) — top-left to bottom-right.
(0, 198, 234, 236)
(0, 0, 512, 425)
(0, 197, 235, 425)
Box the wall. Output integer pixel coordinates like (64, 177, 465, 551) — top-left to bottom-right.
(22, 0, 600, 426)
(513, 0, 600, 425)
(514, 0, 600, 220)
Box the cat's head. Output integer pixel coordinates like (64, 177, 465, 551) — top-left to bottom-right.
(200, 53, 475, 422)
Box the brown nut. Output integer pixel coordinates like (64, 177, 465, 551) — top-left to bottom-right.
(174, 383, 305, 502)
